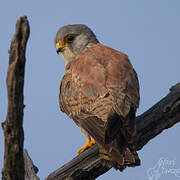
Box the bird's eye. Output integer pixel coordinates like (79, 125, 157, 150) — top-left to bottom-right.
(67, 35, 74, 42)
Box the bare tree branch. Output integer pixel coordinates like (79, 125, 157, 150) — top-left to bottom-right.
(24, 149, 40, 180)
(134, 82, 180, 150)
(45, 83, 180, 180)
(1, 16, 30, 180)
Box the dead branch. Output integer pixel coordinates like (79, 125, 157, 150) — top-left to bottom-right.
(1, 16, 30, 180)
(45, 83, 180, 180)
(24, 149, 40, 180)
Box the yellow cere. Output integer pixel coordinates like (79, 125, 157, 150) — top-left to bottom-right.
(56, 41, 64, 47)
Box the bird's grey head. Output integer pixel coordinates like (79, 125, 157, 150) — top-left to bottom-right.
(54, 24, 99, 64)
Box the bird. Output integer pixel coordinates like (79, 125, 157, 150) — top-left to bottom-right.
(54, 24, 140, 170)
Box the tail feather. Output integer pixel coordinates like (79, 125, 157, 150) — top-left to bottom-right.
(102, 131, 140, 171)
(103, 107, 140, 170)
(78, 111, 140, 171)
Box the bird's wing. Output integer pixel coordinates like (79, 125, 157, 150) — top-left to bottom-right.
(59, 43, 139, 145)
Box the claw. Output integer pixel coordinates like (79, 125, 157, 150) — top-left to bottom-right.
(77, 135, 96, 154)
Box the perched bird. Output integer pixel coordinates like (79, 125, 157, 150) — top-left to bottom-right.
(54, 24, 140, 170)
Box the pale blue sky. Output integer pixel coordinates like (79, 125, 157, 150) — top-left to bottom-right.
(0, 1, 180, 179)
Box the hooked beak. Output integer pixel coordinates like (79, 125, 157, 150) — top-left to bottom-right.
(56, 46, 64, 54)
(56, 41, 65, 54)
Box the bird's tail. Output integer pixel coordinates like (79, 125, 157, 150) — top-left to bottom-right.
(99, 131, 140, 171)
(100, 109, 140, 170)
(79, 110, 140, 170)
(108, 131, 140, 171)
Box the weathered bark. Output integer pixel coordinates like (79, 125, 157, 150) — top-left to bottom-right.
(45, 145, 110, 180)
(24, 150, 40, 180)
(1, 16, 30, 180)
(134, 82, 180, 150)
(45, 83, 180, 180)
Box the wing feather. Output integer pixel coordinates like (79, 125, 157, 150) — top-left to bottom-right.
(59, 43, 139, 144)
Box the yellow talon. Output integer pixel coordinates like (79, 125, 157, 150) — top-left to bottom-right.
(77, 135, 96, 154)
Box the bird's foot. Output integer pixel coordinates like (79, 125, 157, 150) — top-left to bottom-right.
(77, 137, 96, 154)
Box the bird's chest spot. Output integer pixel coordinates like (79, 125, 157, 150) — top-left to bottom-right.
(62, 81, 72, 96)
(62, 79, 79, 97)
(84, 87, 95, 96)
